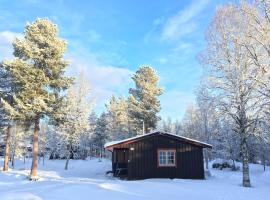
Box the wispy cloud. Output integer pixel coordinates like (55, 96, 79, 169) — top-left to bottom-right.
(161, 0, 211, 41)
(144, 17, 165, 43)
(67, 52, 132, 114)
(144, 0, 211, 44)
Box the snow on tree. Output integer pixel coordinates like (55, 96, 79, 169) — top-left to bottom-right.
(158, 117, 183, 135)
(215, 116, 240, 168)
(79, 111, 97, 159)
(9, 125, 30, 168)
(200, 4, 268, 187)
(181, 103, 201, 140)
(159, 117, 174, 133)
(0, 54, 23, 171)
(92, 112, 109, 158)
(39, 121, 52, 165)
(46, 125, 65, 160)
(239, 1, 270, 99)
(193, 85, 218, 169)
(1, 18, 72, 179)
(57, 73, 92, 170)
(128, 66, 163, 134)
(106, 95, 129, 140)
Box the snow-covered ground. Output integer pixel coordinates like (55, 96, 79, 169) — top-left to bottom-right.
(0, 158, 269, 200)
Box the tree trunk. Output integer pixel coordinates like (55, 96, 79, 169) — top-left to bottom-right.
(11, 151, 15, 169)
(12, 139, 17, 169)
(3, 126, 11, 171)
(100, 146, 103, 158)
(241, 137, 251, 187)
(30, 117, 40, 180)
(65, 151, 71, 170)
(263, 154, 266, 172)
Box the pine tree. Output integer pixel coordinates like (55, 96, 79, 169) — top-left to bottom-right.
(92, 112, 108, 158)
(128, 66, 163, 134)
(159, 117, 174, 133)
(106, 95, 129, 140)
(2, 18, 72, 179)
(80, 111, 97, 159)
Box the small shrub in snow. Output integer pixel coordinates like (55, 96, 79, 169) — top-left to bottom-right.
(212, 159, 232, 170)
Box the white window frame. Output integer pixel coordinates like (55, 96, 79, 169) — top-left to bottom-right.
(157, 149, 176, 167)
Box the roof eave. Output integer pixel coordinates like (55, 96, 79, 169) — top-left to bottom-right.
(104, 131, 213, 149)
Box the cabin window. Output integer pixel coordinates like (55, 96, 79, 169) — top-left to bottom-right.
(158, 149, 176, 167)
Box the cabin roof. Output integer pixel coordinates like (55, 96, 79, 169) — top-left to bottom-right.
(104, 131, 212, 150)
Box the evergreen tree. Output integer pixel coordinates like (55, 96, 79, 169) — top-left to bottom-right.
(128, 66, 163, 134)
(80, 111, 97, 159)
(2, 18, 72, 179)
(106, 95, 129, 140)
(160, 117, 174, 133)
(92, 112, 108, 158)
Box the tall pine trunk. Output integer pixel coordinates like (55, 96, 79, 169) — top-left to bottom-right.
(241, 136, 251, 187)
(30, 117, 40, 180)
(3, 126, 11, 171)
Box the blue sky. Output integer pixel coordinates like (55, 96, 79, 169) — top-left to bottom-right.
(0, 0, 227, 120)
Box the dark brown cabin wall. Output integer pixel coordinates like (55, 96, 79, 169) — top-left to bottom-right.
(199, 148, 204, 178)
(128, 145, 133, 179)
(112, 150, 115, 172)
(112, 134, 206, 180)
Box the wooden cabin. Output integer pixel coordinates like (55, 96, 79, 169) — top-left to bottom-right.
(105, 131, 212, 180)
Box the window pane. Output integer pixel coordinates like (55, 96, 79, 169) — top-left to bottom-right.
(159, 151, 166, 165)
(158, 150, 175, 166)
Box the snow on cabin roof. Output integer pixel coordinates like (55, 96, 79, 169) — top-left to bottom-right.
(104, 131, 212, 149)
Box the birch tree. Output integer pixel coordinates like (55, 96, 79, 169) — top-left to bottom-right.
(239, 0, 270, 98)
(9, 125, 29, 168)
(181, 104, 201, 140)
(201, 4, 267, 187)
(2, 18, 72, 179)
(195, 85, 219, 169)
(58, 74, 92, 170)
